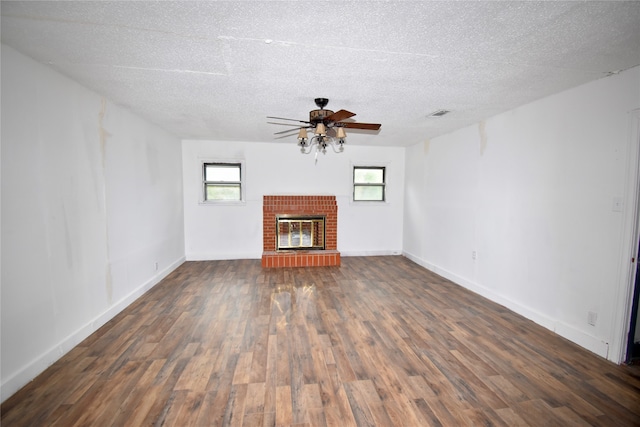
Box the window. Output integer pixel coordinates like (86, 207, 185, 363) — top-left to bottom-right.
(353, 166, 386, 201)
(203, 162, 242, 201)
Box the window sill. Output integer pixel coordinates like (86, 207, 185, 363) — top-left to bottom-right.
(350, 200, 389, 206)
(199, 200, 246, 206)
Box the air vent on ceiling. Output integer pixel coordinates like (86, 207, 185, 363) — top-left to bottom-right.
(427, 109, 450, 117)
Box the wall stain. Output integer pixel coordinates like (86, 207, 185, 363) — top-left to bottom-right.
(106, 265, 113, 305)
(98, 98, 111, 170)
(99, 98, 113, 305)
(479, 121, 488, 155)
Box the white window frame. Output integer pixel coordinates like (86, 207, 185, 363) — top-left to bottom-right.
(352, 164, 388, 203)
(200, 160, 246, 205)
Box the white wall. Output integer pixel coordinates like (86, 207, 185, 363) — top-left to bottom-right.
(1, 45, 185, 401)
(404, 66, 640, 363)
(182, 140, 405, 260)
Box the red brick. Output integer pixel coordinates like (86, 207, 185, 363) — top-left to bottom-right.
(262, 195, 341, 268)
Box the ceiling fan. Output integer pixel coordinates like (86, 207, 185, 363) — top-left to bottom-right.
(267, 98, 381, 155)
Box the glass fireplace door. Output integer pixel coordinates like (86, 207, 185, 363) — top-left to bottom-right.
(276, 216, 325, 250)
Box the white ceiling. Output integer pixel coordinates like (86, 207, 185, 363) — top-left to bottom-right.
(2, 1, 640, 148)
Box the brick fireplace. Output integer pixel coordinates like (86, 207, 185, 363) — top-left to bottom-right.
(262, 195, 340, 268)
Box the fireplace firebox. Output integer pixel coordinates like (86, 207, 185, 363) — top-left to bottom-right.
(277, 215, 325, 250)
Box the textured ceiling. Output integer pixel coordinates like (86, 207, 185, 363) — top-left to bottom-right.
(2, 1, 640, 148)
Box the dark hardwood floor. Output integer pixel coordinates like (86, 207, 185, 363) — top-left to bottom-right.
(2, 256, 640, 426)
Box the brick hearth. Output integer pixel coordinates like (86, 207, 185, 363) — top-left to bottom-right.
(262, 195, 340, 268)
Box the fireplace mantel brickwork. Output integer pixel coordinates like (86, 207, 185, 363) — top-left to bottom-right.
(262, 195, 340, 268)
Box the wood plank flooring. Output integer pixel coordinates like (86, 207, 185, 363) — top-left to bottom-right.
(2, 256, 640, 426)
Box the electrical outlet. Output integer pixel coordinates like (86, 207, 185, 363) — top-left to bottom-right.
(612, 197, 624, 212)
(154, 262, 159, 271)
(472, 251, 477, 260)
(587, 311, 597, 326)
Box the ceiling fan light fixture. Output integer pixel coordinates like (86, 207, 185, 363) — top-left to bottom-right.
(298, 127, 309, 150)
(315, 123, 326, 136)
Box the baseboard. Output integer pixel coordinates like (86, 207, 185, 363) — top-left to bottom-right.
(340, 250, 403, 257)
(0, 256, 185, 403)
(186, 249, 402, 261)
(185, 250, 404, 260)
(554, 322, 609, 359)
(186, 252, 261, 261)
(402, 251, 609, 360)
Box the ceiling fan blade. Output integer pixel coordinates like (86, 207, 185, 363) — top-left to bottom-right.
(326, 109, 355, 122)
(274, 132, 299, 140)
(341, 122, 382, 131)
(274, 127, 304, 135)
(267, 116, 311, 124)
(267, 122, 304, 127)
